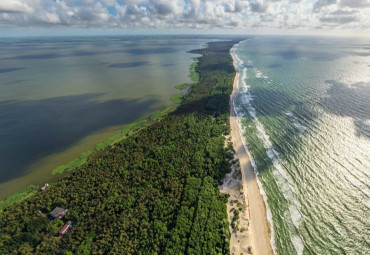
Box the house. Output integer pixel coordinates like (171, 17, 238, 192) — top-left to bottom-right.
(40, 183, 49, 191)
(50, 207, 68, 219)
(59, 221, 72, 236)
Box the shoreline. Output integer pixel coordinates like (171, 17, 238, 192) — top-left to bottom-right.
(229, 46, 274, 255)
(0, 62, 191, 202)
(0, 89, 183, 202)
(0, 120, 147, 201)
(0, 40, 246, 254)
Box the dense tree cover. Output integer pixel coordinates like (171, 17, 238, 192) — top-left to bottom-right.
(0, 40, 240, 254)
(0, 185, 39, 213)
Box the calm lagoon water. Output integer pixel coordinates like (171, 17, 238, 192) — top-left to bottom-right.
(0, 36, 213, 198)
(233, 36, 370, 254)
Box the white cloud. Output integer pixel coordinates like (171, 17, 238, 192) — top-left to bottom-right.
(313, 0, 337, 12)
(0, 0, 368, 33)
(340, 0, 370, 8)
(0, 0, 34, 14)
(250, 0, 269, 13)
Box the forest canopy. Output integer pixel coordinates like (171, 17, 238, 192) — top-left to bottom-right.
(0, 39, 241, 255)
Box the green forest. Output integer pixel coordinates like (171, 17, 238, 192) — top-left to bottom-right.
(0, 39, 240, 254)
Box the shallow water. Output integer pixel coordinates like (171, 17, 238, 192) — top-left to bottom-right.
(233, 36, 370, 254)
(0, 36, 213, 199)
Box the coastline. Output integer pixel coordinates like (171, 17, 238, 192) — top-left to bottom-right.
(229, 46, 274, 255)
(0, 59, 194, 202)
(0, 36, 202, 203)
(0, 40, 242, 254)
(0, 96, 183, 205)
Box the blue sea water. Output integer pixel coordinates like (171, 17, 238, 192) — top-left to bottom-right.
(232, 36, 370, 254)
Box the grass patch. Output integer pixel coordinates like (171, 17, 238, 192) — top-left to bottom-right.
(52, 150, 95, 175)
(175, 83, 189, 90)
(149, 107, 173, 121)
(189, 57, 200, 82)
(0, 185, 39, 212)
(96, 119, 147, 147)
(170, 94, 182, 104)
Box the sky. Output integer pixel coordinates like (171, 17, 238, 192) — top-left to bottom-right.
(0, 0, 369, 37)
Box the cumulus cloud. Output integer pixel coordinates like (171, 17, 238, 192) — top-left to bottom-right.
(320, 15, 358, 24)
(340, 0, 370, 8)
(250, 0, 268, 13)
(0, 0, 35, 14)
(0, 0, 368, 32)
(313, 0, 337, 12)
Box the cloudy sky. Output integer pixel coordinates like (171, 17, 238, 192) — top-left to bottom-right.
(0, 0, 369, 36)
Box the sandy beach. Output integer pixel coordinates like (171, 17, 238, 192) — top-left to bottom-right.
(228, 51, 274, 255)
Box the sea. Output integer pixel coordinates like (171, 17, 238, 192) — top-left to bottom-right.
(0, 35, 214, 199)
(232, 36, 370, 254)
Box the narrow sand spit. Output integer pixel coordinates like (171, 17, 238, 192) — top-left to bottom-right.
(222, 52, 274, 255)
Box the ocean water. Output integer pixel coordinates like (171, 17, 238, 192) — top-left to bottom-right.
(232, 36, 370, 254)
(0, 36, 213, 199)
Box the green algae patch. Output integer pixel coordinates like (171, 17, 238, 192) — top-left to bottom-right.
(189, 57, 200, 82)
(170, 94, 182, 104)
(175, 83, 190, 90)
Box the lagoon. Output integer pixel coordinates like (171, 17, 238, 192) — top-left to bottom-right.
(0, 36, 213, 199)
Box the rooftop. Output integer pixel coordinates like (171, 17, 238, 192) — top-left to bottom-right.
(50, 207, 68, 219)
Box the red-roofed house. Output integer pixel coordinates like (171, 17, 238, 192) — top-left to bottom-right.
(59, 221, 72, 236)
(50, 207, 68, 219)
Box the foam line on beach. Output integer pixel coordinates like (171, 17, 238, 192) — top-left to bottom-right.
(231, 41, 277, 254)
(231, 42, 306, 255)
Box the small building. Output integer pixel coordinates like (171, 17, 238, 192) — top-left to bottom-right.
(40, 183, 49, 191)
(59, 221, 72, 236)
(50, 207, 68, 219)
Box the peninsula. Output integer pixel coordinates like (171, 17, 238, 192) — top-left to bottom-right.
(0, 40, 246, 254)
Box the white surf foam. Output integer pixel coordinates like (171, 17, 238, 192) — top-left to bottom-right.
(231, 42, 277, 255)
(285, 112, 294, 117)
(291, 234, 305, 255)
(231, 42, 306, 255)
(235, 109, 277, 255)
(285, 111, 307, 133)
(256, 70, 263, 78)
(255, 70, 268, 79)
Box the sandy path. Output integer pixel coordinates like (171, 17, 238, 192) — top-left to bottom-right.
(229, 53, 274, 255)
